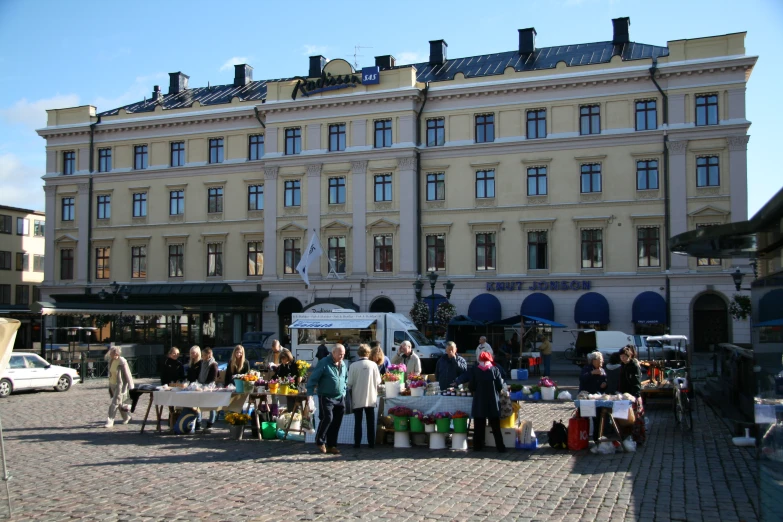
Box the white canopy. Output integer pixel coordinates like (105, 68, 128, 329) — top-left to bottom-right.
(289, 319, 376, 329)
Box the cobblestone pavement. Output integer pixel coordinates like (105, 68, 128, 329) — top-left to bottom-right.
(0, 378, 759, 521)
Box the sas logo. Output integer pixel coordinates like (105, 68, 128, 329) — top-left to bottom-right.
(361, 66, 380, 85)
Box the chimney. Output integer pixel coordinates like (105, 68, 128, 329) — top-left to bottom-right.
(152, 85, 163, 102)
(518, 27, 537, 55)
(612, 17, 630, 45)
(309, 55, 327, 78)
(429, 40, 448, 65)
(233, 64, 253, 87)
(168, 72, 189, 95)
(375, 55, 396, 69)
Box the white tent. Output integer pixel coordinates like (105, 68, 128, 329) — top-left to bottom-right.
(0, 318, 20, 516)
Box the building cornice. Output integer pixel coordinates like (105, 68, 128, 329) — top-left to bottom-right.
(259, 88, 422, 115)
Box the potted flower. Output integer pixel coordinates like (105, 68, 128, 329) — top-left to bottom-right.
(451, 411, 469, 433)
(296, 359, 311, 383)
(410, 410, 425, 432)
(388, 406, 413, 431)
(387, 363, 407, 388)
(267, 378, 279, 394)
(422, 414, 436, 433)
(225, 412, 251, 440)
(408, 374, 427, 397)
(434, 412, 452, 433)
(539, 377, 557, 401)
(382, 372, 400, 398)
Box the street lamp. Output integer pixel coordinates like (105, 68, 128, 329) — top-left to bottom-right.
(98, 281, 129, 303)
(426, 271, 439, 331)
(731, 268, 744, 292)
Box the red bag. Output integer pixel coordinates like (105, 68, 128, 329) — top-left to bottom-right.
(568, 417, 590, 450)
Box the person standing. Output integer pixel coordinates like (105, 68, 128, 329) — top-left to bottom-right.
(104, 346, 134, 428)
(455, 351, 506, 452)
(307, 344, 348, 455)
(618, 345, 642, 398)
(316, 338, 329, 361)
(346, 344, 381, 448)
(369, 343, 390, 374)
(224, 345, 250, 386)
(435, 341, 467, 390)
(265, 339, 283, 367)
(539, 336, 553, 377)
(390, 341, 421, 375)
(476, 336, 493, 359)
(161, 346, 184, 385)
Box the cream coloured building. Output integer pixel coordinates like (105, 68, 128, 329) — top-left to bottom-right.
(36, 17, 756, 354)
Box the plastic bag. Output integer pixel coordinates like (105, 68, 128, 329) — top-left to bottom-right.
(307, 396, 316, 412)
(590, 441, 616, 454)
(557, 390, 572, 400)
(622, 437, 637, 452)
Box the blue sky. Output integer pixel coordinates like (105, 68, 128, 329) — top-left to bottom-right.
(0, 0, 780, 216)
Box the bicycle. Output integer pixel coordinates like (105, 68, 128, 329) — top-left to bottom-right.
(667, 367, 693, 433)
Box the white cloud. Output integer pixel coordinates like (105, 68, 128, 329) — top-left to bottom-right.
(0, 153, 45, 211)
(91, 73, 167, 113)
(0, 94, 81, 131)
(395, 51, 427, 65)
(302, 45, 328, 57)
(219, 56, 250, 72)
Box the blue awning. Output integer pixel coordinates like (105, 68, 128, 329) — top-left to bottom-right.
(424, 294, 449, 316)
(522, 315, 566, 328)
(755, 318, 783, 328)
(449, 315, 486, 326)
(574, 292, 610, 325)
(520, 292, 555, 322)
(468, 293, 502, 323)
(759, 289, 783, 323)
(631, 291, 666, 324)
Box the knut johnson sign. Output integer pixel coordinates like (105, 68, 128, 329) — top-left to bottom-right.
(292, 71, 362, 100)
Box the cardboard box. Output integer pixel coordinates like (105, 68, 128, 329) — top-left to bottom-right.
(485, 427, 517, 448)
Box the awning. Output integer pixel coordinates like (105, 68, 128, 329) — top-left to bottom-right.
(424, 294, 449, 316)
(520, 293, 555, 322)
(449, 315, 486, 326)
(468, 293, 502, 323)
(759, 289, 783, 323)
(289, 319, 376, 329)
(574, 292, 610, 325)
(522, 315, 566, 328)
(33, 301, 184, 317)
(632, 291, 666, 324)
(755, 319, 783, 328)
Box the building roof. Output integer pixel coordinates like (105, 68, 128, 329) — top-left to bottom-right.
(0, 204, 45, 215)
(98, 40, 668, 117)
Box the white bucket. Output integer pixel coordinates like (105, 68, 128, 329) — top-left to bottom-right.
(425, 423, 436, 433)
(394, 431, 411, 448)
(511, 369, 519, 380)
(541, 386, 556, 401)
(385, 382, 400, 398)
(451, 433, 468, 451)
(429, 432, 447, 450)
(411, 387, 425, 397)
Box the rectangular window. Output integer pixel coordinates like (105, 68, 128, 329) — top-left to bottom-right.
(580, 164, 602, 193)
(374, 174, 392, 202)
(580, 105, 601, 135)
(475, 114, 495, 143)
(475, 170, 495, 198)
(528, 231, 548, 270)
(373, 235, 393, 273)
(476, 233, 496, 271)
(208, 138, 224, 164)
(696, 94, 719, 126)
(207, 187, 223, 213)
(60, 249, 74, 280)
(247, 241, 264, 276)
(696, 156, 720, 187)
(62, 198, 74, 221)
(426, 173, 445, 201)
(526, 109, 547, 139)
(169, 190, 184, 215)
(696, 224, 722, 267)
(285, 128, 301, 155)
(426, 118, 445, 147)
(0, 285, 9, 305)
(374, 120, 392, 148)
(96, 195, 111, 219)
(63, 151, 75, 175)
(170, 141, 185, 167)
(248, 135, 264, 160)
(426, 234, 445, 272)
(133, 145, 148, 170)
(284, 180, 301, 207)
(15, 285, 28, 306)
(98, 148, 112, 172)
(32, 285, 40, 303)
(283, 239, 300, 274)
(33, 254, 44, 272)
(132, 193, 147, 217)
(581, 229, 603, 268)
(16, 218, 29, 236)
(95, 247, 110, 280)
(207, 243, 223, 276)
(637, 227, 660, 267)
(527, 167, 547, 196)
(0, 215, 11, 234)
(636, 160, 659, 190)
(0, 251, 10, 270)
(131, 246, 147, 279)
(248, 185, 264, 211)
(328, 124, 346, 152)
(168, 245, 184, 277)
(635, 100, 657, 131)
(33, 220, 44, 237)
(16, 252, 28, 271)
(327, 236, 346, 274)
(328, 177, 346, 204)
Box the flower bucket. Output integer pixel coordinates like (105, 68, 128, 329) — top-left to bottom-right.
(393, 416, 410, 432)
(532, 391, 541, 401)
(451, 433, 468, 450)
(392, 371, 405, 388)
(429, 432, 447, 450)
(268, 383, 279, 394)
(394, 431, 411, 448)
(452, 418, 469, 433)
(278, 384, 290, 395)
(410, 417, 424, 433)
(261, 421, 277, 440)
(436, 418, 451, 433)
(385, 382, 400, 398)
(228, 424, 244, 440)
(541, 386, 556, 401)
(424, 423, 436, 433)
(233, 379, 245, 393)
(410, 387, 425, 397)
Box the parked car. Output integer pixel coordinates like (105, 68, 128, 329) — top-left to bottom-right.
(0, 352, 79, 398)
(240, 331, 276, 351)
(211, 345, 271, 372)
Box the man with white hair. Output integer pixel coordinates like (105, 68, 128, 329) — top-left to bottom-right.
(476, 336, 493, 359)
(390, 340, 421, 375)
(307, 344, 349, 454)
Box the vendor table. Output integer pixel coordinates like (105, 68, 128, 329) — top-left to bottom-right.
(574, 398, 645, 446)
(140, 390, 242, 434)
(383, 396, 474, 416)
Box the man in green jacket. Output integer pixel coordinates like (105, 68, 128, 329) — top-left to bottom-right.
(306, 344, 348, 454)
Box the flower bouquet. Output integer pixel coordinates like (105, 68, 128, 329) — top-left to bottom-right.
(452, 410, 469, 433)
(225, 412, 251, 425)
(382, 372, 400, 382)
(388, 406, 413, 432)
(410, 409, 425, 432)
(382, 372, 401, 397)
(387, 363, 407, 387)
(296, 360, 311, 379)
(267, 378, 279, 394)
(408, 374, 427, 396)
(422, 414, 436, 432)
(434, 412, 452, 433)
(539, 377, 557, 401)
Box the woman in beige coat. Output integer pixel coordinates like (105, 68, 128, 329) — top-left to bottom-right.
(346, 344, 381, 448)
(105, 346, 135, 428)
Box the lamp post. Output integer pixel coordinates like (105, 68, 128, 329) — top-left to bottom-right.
(426, 271, 439, 334)
(99, 281, 128, 342)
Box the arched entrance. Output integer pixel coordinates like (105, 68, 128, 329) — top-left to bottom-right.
(277, 297, 303, 348)
(369, 297, 395, 313)
(692, 293, 729, 352)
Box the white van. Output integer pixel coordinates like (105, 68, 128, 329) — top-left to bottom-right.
(565, 329, 639, 366)
(290, 310, 445, 373)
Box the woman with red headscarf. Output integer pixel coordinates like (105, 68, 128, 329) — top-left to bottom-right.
(454, 351, 507, 452)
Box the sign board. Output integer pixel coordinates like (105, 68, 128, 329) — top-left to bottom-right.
(487, 280, 593, 292)
(361, 66, 380, 85)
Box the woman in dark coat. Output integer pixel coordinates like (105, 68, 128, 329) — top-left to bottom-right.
(224, 345, 251, 386)
(161, 347, 184, 385)
(455, 351, 507, 452)
(618, 345, 642, 397)
(579, 351, 607, 394)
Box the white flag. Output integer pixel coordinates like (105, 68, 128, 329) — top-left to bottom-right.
(296, 232, 322, 286)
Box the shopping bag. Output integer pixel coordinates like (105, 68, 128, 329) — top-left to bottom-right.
(499, 391, 514, 418)
(567, 417, 590, 451)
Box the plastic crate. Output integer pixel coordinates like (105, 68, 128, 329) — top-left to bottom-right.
(509, 391, 525, 401)
(485, 427, 517, 448)
(515, 436, 539, 450)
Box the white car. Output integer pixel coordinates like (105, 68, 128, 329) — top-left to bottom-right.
(0, 352, 79, 398)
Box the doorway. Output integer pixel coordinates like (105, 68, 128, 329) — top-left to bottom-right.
(277, 297, 303, 348)
(692, 293, 729, 352)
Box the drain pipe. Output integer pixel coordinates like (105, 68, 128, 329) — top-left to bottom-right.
(253, 107, 266, 128)
(649, 58, 671, 331)
(415, 83, 430, 277)
(87, 115, 101, 286)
